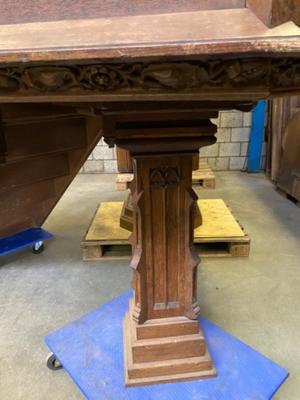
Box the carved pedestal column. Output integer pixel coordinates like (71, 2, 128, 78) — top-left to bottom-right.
(124, 152, 216, 385)
(103, 108, 219, 386)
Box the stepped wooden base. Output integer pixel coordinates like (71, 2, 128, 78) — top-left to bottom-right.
(124, 304, 216, 387)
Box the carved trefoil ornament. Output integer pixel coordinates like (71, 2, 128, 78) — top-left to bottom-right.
(150, 167, 180, 188)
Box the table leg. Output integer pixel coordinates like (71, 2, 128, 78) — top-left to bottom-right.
(124, 152, 216, 386)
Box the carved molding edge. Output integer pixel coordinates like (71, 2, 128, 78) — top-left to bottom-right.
(0, 58, 299, 95)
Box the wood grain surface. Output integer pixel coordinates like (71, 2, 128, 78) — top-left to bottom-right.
(0, 9, 299, 63)
(0, 0, 246, 24)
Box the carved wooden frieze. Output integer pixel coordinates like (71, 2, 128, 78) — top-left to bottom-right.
(0, 58, 299, 95)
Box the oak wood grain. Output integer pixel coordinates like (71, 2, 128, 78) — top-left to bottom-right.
(0, 0, 298, 386)
(0, 0, 246, 25)
(247, 0, 300, 27)
(0, 9, 299, 64)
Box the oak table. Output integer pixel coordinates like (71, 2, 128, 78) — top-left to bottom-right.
(0, 0, 300, 387)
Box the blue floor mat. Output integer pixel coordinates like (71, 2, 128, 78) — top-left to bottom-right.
(45, 291, 288, 400)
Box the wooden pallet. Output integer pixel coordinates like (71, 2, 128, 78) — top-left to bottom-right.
(81, 199, 250, 261)
(192, 160, 215, 189)
(115, 173, 134, 191)
(116, 161, 215, 191)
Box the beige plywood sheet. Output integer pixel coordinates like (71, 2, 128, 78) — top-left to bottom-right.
(195, 199, 244, 238)
(86, 199, 245, 243)
(86, 202, 130, 242)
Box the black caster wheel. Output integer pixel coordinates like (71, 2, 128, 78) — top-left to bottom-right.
(32, 241, 44, 254)
(47, 353, 63, 371)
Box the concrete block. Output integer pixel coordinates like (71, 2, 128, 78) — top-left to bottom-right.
(217, 128, 231, 143)
(230, 157, 247, 170)
(200, 143, 219, 157)
(83, 160, 104, 173)
(207, 157, 229, 171)
(231, 127, 251, 142)
(220, 111, 243, 128)
(114, 147, 118, 158)
(243, 112, 252, 127)
(241, 142, 249, 157)
(98, 137, 106, 146)
(93, 146, 115, 160)
(210, 116, 220, 126)
(219, 143, 240, 157)
(104, 160, 118, 173)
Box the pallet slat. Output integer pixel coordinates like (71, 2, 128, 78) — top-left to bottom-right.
(81, 199, 250, 260)
(192, 161, 216, 189)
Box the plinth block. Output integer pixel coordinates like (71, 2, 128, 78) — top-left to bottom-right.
(45, 291, 288, 400)
(124, 311, 215, 385)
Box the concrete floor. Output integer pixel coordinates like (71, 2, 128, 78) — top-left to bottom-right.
(0, 172, 300, 400)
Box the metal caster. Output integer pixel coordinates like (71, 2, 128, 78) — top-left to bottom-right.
(47, 353, 63, 371)
(32, 241, 44, 254)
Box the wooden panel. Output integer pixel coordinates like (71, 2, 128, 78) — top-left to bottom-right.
(4, 117, 87, 161)
(272, 0, 300, 27)
(0, 1, 246, 25)
(32, 115, 103, 228)
(269, 97, 286, 181)
(0, 103, 81, 121)
(0, 180, 55, 212)
(0, 220, 39, 240)
(0, 122, 6, 164)
(0, 108, 102, 239)
(247, 0, 276, 27)
(247, 0, 300, 27)
(268, 95, 300, 181)
(0, 203, 45, 231)
(0, 153, 69, 193)
(116, 147, 133, 173)
(277, 112, 300, 201)
(132, 335, 205, 363)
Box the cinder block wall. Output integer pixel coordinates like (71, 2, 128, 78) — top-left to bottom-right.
(81, 110, 266, 173)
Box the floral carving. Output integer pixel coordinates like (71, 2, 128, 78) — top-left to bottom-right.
(140, 63, 210, 89)
(81, 66, 125, 90)
(22, 67, 78, 91)
(225, 61, 269, 85)
(0, 58, 299, 95)
(0, 70, 19, 92)
(22, 67, 77, 91)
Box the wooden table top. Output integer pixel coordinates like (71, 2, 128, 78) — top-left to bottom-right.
(0, 8, 299, 64)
